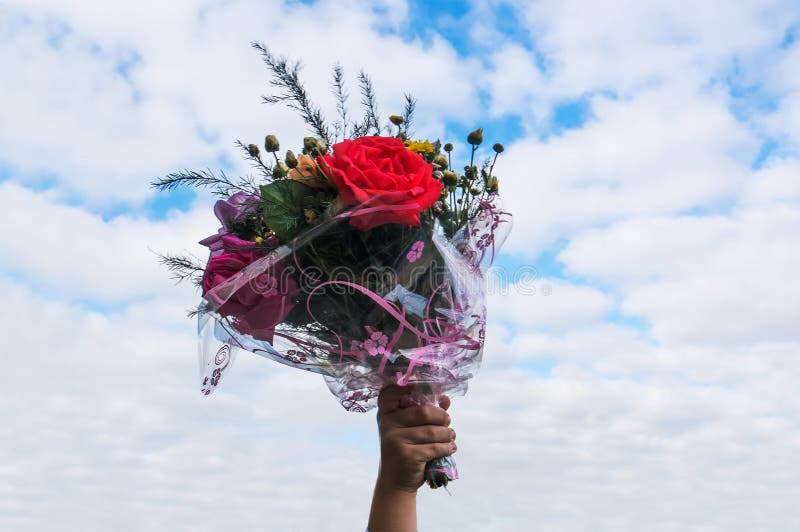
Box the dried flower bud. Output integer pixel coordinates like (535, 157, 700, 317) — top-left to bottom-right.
(272, 162, 288, 179)
(432, 201, 447, 215)
(264, 135, 280, 153)
(470, 187, 480, 195)
(442, 170, 459, 186)
(247, 144, 260, 157)
(433, 154, 448, 170)
(389, 115, 404, 126)
(315, 139, 328, 154)
(486, 175, 499, 192)
(493, 142, 505, 154)
(326, 196, 346, 217)
(285, 150, 298, 169)
(304, 209, 318, 223)
(464, 166, 477, 179)
(443, 143, 453, 153)
(467, 127, 483, 146)
(303, 137, 318, 153)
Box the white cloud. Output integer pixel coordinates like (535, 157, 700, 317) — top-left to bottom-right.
(5, 273, 800, 531)
(488, 277, 613, 332)
(0, 0, 481, 206)
(485, 43, 547, 118)
(515, 0, 796, 96)
(499, 83, 758, 256)
(0, 181, 215, 303)
(0, 279, 379, 531)
(560, 201, 800, 346)
(742, 158, 800, 205)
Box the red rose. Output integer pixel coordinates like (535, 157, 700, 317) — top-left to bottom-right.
(318, 136, 443, 230)
(202, 235, 298, 342)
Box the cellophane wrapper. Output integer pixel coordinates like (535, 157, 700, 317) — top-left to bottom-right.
(198, 194, 512, 487)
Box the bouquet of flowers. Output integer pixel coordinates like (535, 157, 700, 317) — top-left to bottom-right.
(154, 43, 512, 489)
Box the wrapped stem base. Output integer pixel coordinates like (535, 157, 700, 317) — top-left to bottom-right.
(425, 455, 458, 489)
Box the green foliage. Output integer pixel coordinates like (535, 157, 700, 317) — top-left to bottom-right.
(157, 252, 205, 287)
(331, 63, 350, 142)
(252, 41, 332, 146)
(259, 180, 313, 241)
(150, 168, 258, 198)
(401, 93, 416, 137)
(352, 70, 382, 137)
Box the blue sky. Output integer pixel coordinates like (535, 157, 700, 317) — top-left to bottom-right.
(3, 1, 800, 530)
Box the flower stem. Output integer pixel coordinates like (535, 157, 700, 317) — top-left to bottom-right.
(469, 145, 476, 172)
(488, 152, 498, 178)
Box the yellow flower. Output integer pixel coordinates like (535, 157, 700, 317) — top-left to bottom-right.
(255, 236, 264, 244)
(405, 140, 434, 154)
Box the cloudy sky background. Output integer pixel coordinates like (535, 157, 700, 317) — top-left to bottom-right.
(2, 1, 800, 530)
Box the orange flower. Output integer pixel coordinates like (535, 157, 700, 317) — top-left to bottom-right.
(289, 154, 329, 188)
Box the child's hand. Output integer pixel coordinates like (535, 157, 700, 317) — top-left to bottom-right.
(375, 385, 457, 493)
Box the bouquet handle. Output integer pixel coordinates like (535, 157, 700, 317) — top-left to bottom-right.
(425, 455, 458, 489)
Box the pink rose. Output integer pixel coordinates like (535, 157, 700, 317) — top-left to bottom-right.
(202, 235, 297, 342)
